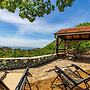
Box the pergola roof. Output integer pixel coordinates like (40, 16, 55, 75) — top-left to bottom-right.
(55, 26, 90, 40)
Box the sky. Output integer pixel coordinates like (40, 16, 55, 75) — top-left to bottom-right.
(0, 0, 90, 48)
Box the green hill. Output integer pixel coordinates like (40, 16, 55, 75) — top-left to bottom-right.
(40, 22, 90, 55)
(0, 41, 56, 58)
(0, 22, 90, 58)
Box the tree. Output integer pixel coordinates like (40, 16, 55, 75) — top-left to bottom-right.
(76, 22, 90, 27)
(0, 0, 75, 22)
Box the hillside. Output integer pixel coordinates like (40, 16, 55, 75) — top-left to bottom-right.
(0, 22, 90, 57)
(0, 41, 56, 58)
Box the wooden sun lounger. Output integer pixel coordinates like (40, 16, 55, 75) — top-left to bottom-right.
(0, 67, 31, 90)
(15, 67, 31, 90)
(0, 80, 10, 90)
(51, 64, 90, 90)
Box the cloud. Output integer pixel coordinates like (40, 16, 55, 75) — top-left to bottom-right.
(0, 9, 30, 24)
(0, 8, 80, 48)
(0, 9, 72, 35)
(17, 17, 72, 35)
(0, 9, 67, 35)
(0, 9, 60, 47)
(0, 37, 52, 48)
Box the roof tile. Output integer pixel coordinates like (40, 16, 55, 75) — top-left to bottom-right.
(55, 26, 90, 34)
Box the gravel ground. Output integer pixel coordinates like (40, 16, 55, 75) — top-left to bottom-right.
(28, 58, 90, 90)
(29, 59, 90, 82)
(0, 58, 90, 90)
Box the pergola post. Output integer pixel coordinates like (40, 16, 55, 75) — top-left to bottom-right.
(64, 40, 67, 55)
(54, 26, 90, 59)
(56, 36, 59, 58)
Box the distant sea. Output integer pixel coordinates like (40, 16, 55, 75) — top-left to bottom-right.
(11, 46, 35, 50)
(0, 46, 36, 50)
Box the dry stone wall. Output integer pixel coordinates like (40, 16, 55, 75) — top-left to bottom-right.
(0, 54, 56, 70)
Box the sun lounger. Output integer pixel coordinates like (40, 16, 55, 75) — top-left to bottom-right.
(15, 67, 31, 90)
(51, 64, 90, 90)
(0, 67, 32, 90)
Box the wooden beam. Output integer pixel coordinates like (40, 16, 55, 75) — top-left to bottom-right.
(58, 39, 63, 46)
(57, 34, 90, 40)
(72, 35, 73, 40)
(67, 40, 72, 49)
(64, 40, 67, 55)
(79, 34, 81, 39)
(89, 34, 90, 39)
(61, 38, 90, 40)
(55, 32, 90, 36)
(77, 42, 81, 53)
(56, 37, 59, 58)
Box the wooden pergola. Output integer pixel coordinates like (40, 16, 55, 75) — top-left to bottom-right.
(54, 26, 90, 58)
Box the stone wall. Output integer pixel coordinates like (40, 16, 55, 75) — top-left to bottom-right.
(0, 54, 56, 70)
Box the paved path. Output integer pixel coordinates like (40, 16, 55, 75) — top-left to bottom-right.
(3, 72, 23, 90)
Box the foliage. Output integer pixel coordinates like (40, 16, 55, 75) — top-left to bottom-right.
(0, 41, 56, 58)
(0, 0, 75, 22)
(67, 22, 90, 52)
(1, 22, 90, 57)
(76, 22, 90, 27)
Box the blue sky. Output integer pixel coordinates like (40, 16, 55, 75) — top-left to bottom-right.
(0, 0, 90, 48)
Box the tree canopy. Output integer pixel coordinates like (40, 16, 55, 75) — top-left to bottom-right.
(0, 0, 75, 22)
(76, 22, 90, 27)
